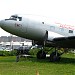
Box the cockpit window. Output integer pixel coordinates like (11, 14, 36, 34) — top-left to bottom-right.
(18, 17, 22, 21)
(10, 15, 17, 20)
(5, 15, 22, 21)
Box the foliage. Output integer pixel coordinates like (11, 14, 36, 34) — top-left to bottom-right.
(0, 47, 71, 56)
(29, 47, 59, 55)
(0, 50, 17, 56)
(29, 48, 40, 55)
(43, 47, 55, 54)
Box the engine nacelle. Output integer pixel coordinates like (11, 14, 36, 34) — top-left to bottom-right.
(46, 31, 64, 41)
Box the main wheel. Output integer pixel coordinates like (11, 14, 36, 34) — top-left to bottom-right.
(50, 52, 60, 62)
(37, 50, 46, 59)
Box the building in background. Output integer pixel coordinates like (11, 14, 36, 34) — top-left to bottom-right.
(0, 36, 32, 50)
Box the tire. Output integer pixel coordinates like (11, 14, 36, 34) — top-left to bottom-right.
(37, 50, 46, 59)
(50, 52, 60, 62)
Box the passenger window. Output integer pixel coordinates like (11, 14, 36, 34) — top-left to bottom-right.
(60, 28, 64, 31)
(50, 26, 55, 30)
(69, 30, 73, 33)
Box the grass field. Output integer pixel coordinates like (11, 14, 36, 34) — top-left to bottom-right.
(0, 53, 75, 75)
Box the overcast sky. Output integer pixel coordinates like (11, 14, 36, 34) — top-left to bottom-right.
(0, 0, 75, 36)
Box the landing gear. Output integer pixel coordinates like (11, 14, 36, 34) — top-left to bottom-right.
(50, 51, 61, 62)
(37, 50, 46, 59)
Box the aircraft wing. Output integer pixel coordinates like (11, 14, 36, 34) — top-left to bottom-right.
(46, 31, 75, 48)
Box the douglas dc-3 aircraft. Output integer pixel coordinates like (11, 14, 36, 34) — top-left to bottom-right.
(0, 14, 75, 61)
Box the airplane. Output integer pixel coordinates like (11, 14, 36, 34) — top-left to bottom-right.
(0, 14, 75, 62)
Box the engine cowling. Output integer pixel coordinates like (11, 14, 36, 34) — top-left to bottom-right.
(46, 31, 64, 41)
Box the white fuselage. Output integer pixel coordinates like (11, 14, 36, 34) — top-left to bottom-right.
(0, 14, 75, 48)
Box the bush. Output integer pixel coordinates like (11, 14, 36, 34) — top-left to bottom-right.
(29, 47, 54, 55)
(0, 51, 4, 56)
(29, 48, 40, 55)
(0, 50, 17, 56)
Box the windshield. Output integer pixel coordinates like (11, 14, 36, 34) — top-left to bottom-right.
(5, 15, 22, 21)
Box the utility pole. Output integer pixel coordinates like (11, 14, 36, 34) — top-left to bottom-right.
(10, 34, 13, 50)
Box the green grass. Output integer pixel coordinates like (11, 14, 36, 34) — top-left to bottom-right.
(0, 53, 75, 75)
